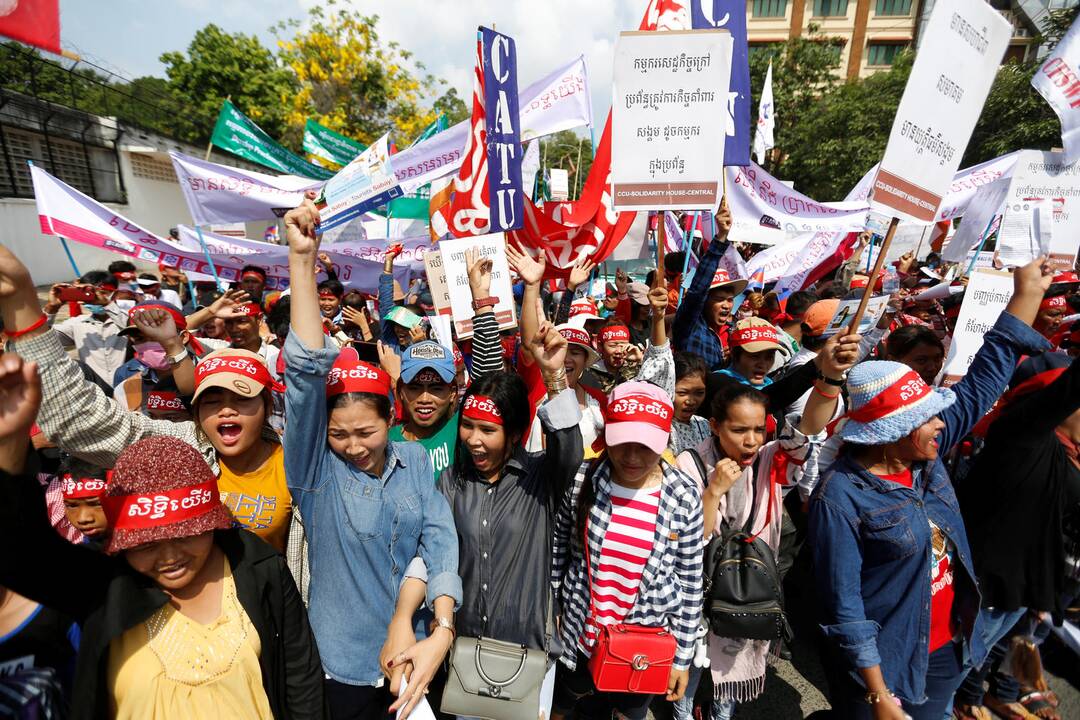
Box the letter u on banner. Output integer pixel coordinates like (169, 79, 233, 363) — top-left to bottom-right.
(482, 26, 524, 232)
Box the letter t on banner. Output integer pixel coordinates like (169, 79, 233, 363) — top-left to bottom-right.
(481, 27, 524, 232)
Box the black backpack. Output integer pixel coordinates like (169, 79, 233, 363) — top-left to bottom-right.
(685, 449, 793, 643)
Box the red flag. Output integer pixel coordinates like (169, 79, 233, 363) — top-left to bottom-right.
(437, 38, 491, 237)
(0, 0, 61, 55)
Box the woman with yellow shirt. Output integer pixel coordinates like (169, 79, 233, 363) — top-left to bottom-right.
(0, 353, 323, 719)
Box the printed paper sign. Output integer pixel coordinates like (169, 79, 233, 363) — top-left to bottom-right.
(1001, 149, 1080, 269)
(995, 198, 1053, 268)
(422, 249, 453, 318)
(316, 133, 403, 234)
(611, 29, 733, 211)
(941, 270, 1013, 386)
(870, 0, 1011, 222)
(822, 296, 890, 337)
(438, 234, 517, 339)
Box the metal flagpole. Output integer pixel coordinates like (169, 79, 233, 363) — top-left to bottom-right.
(193, 226, 224, 291)
(58, 237, 81, 278)
(677, 212, 698, 305)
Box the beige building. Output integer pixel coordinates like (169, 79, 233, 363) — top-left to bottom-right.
(745, 0, 1063, 81)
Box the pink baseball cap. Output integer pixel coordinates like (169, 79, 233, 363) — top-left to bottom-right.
(604, 381, 674, 455)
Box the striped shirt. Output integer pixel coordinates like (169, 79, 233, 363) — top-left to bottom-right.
(581, 484, 661, 649)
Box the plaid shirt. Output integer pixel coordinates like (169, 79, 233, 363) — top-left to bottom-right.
(552, 458, 704, 670)
(672, 237, 730, 371)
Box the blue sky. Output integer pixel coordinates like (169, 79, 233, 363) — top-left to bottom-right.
(59, 0, 646, 127)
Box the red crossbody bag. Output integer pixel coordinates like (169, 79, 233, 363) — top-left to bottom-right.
(583, 516, 676, 694)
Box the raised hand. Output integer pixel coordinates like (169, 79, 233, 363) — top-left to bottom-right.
(817, 333, 862, 378)
(615, 267, 629, 295)
(648, 280, 668, 314)
(465, 247, 494, 299)
(568, 255, 598, 291)
(0, 354, 41, 473)
(1013, 255, 1054, 296)
(284, 193, 321, 257)
(376, 340, 402, 385)
(210, 289, 252, 319)
(529, 321, 568, 377)
(130, 307, 180, 345)
(505, 242, 546, 286)
(714, 197, 732, 241)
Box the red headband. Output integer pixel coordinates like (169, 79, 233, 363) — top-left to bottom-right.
(326, 360, 391, 397)
(1041, 295, 1067, 311)
(194, 355, 283, 393)
(731, 324, 781, 348)
(462, 394, 503, 425)
(847, 371, 932, 423)
(233, 302, 264, 317)
(605, 394, 673, 432)
(145, 391, 187, 413)
(318, 290, 339, 300)
(61, 474, 107, 499)
(129, 304, 205, 355)
(569, 301, 598, 318)
(599, 326, 630, 343)
(560, 326, 594, 348)
(241, 270, 266, 282)
(102, 479, 219, 532)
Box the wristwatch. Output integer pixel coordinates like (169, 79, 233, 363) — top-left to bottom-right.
(817, 368, 846, 387)
(167, 348, 189, 366)
(471, 296, 498, 311)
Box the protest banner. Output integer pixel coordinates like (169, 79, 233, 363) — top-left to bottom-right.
(482, 27, 524, 232)
(941, 177, 1010, 262)
(869, 0, 1010, 223)
(422, 249, 454, 319)
(1000, 149, 1080, 269)
(726, 163, 869, 244)
(303, 119, 367, 167)
(611, 29, 733, 211)
(316, 133, 403, 234)
(822, 296, 889, 336)
(522, 140, 541, 199)
(1032, 16, 1080, 165)
(690, 0, 750, 166)
(210, 99, 333, 180)
(393, 55, 592, 193)
(772, 230, 862, 293)
(753, 60, 774, 165)
(941, 269, 1013, 386)
(438, 234, 517, 338)
(170, 151, 324, 227)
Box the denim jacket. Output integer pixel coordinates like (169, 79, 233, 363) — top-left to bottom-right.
(808, 311, 1049, 704)
(283, 331, 462, 686)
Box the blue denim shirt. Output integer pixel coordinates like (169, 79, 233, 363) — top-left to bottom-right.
(283, 331, 462, 686)
(808, 311, 1049, 704)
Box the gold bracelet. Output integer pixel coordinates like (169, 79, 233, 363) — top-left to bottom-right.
(543, 369, 568, 394)
(864, 689, 893, 705)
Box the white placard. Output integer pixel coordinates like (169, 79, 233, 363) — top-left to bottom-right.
(1002, 149, 1080, 269)
(822, 296, 890, 337)
(422, 248, 453, 320)
(941, 177, 1010, 262)
(611, 29, 733, 211)
(870, 0, 1011, 223)
(549, 168, 570, 201)
(1031, 19, 1080, 166)
(995, 198, 1052, 268)
(941, 269, 1013, 386)
(438, 234, 517, 339)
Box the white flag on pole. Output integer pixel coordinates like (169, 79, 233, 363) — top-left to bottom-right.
(1032, 17, 1080, 165)
(753, 61, 775, 165)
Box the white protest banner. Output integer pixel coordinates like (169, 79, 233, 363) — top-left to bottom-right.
(170, 151, 323, 226)
(869, 0, 1011, 222)
(210, 223, 246, 238)
(522, 140, 541, 199)
(743, 234, 805, 284)
(823, 296, 889, 336)
(728, 163, 869, 245)
(941, 177, 1010, 262)
(392, 56, 593, 193)
(1032, 18, 1080, 165)
(549, 169, 570, 201)
(422, 249, 454, 320)
(771, 230, 858, 293)
(438, 234, 517, 338)
(611, 29, 733, 211)
(1001, 149, 1080, 269)
(941, 269, 1013, 385)
(316, 133, 403, 233)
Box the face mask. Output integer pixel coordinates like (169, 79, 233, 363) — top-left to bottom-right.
(133, 342, 170, 370)
(114, 299, 137, 311)
(83, 304, 105, 315)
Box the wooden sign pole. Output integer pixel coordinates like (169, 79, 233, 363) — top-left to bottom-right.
(847, 216, 899, 335)
(656, 211, 666, 288)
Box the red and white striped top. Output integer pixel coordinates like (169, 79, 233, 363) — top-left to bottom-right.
(581, 483, 662, 650)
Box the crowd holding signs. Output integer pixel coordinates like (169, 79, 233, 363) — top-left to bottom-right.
(3, 1, 1080, 720)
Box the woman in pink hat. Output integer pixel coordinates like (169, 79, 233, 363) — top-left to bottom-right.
(550, 381, 701, 720)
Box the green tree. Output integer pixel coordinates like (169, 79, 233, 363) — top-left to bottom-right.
(539, 130, 593, 200)
(432, 87, 470, 127)
(160, 24, 295, 144)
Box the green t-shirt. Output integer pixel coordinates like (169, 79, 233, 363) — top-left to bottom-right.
(389, 411, 458, 482)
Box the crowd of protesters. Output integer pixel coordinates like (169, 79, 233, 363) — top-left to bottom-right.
(0, 194, 1075, 720)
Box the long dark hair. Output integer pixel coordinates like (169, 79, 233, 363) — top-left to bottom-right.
(328, 392, 393, 422)
(451, 372, 529, 484)
(709, 382, 768, 423)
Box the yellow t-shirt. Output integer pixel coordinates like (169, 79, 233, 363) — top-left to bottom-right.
(107, 560, 273, 720)
(217, 444, 291, 552)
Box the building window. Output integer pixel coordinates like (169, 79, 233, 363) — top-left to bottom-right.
(753, 0, 788, 18)
(813, 0, 849, 16)
(749, 42, 783, 59)
(866, 42, 906, 66)
(129, 153, 177, 183)
(0, 125, 122, 202)
(875, 0, 912, 15)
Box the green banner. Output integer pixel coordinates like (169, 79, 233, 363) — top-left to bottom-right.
(210, 100, 333, 180)
(408, 113, 448, 148)
(303, 119, 368, 167)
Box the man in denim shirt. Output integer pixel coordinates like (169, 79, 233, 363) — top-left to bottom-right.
(809, 258, 1052, 720)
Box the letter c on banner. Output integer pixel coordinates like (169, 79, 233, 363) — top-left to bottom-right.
(490, 35, 511, 83)
(697, 0, 730, 27)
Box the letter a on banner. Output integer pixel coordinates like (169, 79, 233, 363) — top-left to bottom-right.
(481, 27, 524, 232)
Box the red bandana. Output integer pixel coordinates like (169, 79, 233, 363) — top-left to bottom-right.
(569, 301, 598, 319)
(195, 355, 283, 393)
(605, 393, 673, 432)
(848, 371, 931, 423)
(731, 324, 781, 348)
(241, 270, 266, 282)
(102, 479, 220, 532)
(145, 391, 187, 414)
(61, 474, 107, 499)
(233, 302, 264, 317)
(1041, 295, 1067, 311)
(462, 394, 503, 425)
(560, 326, 594, 349)
(318, 290, 339, 300)
(326, 359, 391, 397)
(599, 326, 630, 343)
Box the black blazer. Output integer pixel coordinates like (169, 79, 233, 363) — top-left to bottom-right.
(0, 469, 326, 719)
